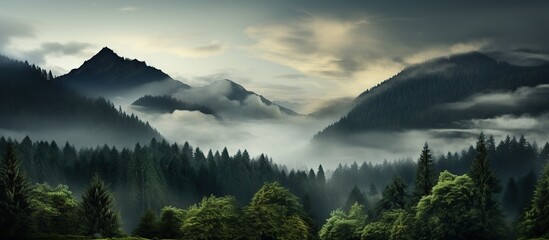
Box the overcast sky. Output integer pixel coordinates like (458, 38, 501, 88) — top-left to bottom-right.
(1, 0, 548, 113)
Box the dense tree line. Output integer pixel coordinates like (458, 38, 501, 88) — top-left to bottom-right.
(319, 134, 549, 240)
(0, 54, 161, 147)
(1, 133, 548, 239)
(317, 52, 549, 138)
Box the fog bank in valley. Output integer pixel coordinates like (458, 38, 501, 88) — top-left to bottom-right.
(133, 108, 549, 171)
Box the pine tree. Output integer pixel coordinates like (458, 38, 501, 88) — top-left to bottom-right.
(502, 178, 519, 219)
(317, 165, 326, 188)
(133, 209, 159, 238)
(520, 162, 549, 238)
(81, 174, 121, 237)
(344, 185, 367, 210)
(413, 143, 435, 202)
(469, 132, 504, 239)
(0, 143, 32, 238)
(376, 177, 408, 215)
(368, 183, 378, 196)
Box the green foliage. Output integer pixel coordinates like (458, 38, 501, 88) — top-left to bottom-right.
(376, 177, 409, 214)
(416, 171, 482, 239)
(181, 195, 241, 240)
(0, 142, 32, 238)
(81, 174, 121, 238)
(245, 182, 312, 239)
(159, 205, 186, 239)
(469, 133, 505, 239)
(520, 162, 549, 238)
(133, 209, 159, 238)
(319, 203, 367, 240)
(30, 183, 80, 235)
(360, 209, 413, 240)
(414, 143, 435, 202)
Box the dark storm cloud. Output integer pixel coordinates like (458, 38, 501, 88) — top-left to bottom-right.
(246, 0, 549, 80)
(23, 41, 93, 65)
(0, 15, 34, 50)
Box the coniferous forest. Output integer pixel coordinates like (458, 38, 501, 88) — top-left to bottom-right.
(2, 1, 549, 239)
(1, 133, 549, 239)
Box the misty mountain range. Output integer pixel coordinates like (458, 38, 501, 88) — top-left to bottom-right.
(57, 47, 297, 119)
(2, 47, 549, 147)
(0, 55, 161, 147)
(316, 51, 549, 141)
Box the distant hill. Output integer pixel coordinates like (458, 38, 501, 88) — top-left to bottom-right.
(316, 52, 549, 140)
(161, 79, 299, 119)
(56, 47, 189, 97)
(132, 95, 215, 115)
(0, 54, 161, 147)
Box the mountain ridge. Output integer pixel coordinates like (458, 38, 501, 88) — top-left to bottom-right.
(315, 51, 549, 140)
(56, 47, 189, 96)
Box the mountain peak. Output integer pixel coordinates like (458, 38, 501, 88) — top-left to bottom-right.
(90, 47, 121, 61)
(57, 47, 190, 94)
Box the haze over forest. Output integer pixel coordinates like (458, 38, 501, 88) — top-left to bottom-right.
(1, 1, 549, 239)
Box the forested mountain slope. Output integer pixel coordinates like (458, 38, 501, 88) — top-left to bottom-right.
(0, 55, 161, 146)
(316, 52, 549, 139)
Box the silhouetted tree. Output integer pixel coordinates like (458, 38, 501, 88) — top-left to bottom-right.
(469, 133, 504, 239)
(0, 143, 32, 238)
(81, 174, 121, 237)
(520, 162, 549, 238)
(414, 143, 435, 202)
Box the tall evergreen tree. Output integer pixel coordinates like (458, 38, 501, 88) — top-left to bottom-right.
(133, 209, 159, 238)
(317, 165, 326, 188)
(81, 174, 121, 237)
(502, 178, 520, 220)
(520, 162, 549, 238)
(469, 133, 504, 239)
(344, 185, 367, 210)
(376, 177, 408, 215)
(413, 143, 435, 202)
(0, 143, 32, 238)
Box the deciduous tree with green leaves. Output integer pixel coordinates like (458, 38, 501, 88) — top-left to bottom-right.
(319, 203, 367, 240)
(181, 195, 241, 240)
(30, 183, 80, 235)
(244, 182, 312, 240)
(159, 205, 186, 239)
(416, 171, 482, 239)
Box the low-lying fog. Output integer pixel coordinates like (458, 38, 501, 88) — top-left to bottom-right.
(2, 109, 548, 171)
(132, 109, 549, 170)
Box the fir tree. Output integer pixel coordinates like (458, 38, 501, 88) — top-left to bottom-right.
(81, 174, 121, 237)
(133, 209, 159, 238)
(502, 178, 519, 219)
(469, 133, 504, 239)
(376, 177, 408, 215)
(0, 143, 32, 238)
(317, 165, 326, 188)
(520, 162, 549, 238)
(344, 185, 367, 210)
(413, 143, 435, 202)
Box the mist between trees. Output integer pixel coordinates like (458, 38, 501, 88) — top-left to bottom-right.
(0, 133, 548, 239)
